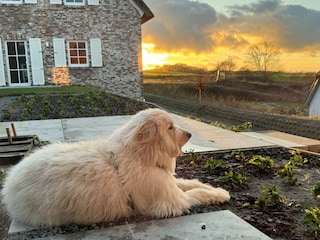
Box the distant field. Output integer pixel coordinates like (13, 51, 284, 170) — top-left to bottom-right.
(143, 70, 315, 116)
(143, 70, 199, 77)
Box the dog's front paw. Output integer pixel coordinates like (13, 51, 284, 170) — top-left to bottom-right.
(212, 187, 230, 203)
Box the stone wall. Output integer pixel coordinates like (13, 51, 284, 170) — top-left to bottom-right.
(0, 0, 143, 98)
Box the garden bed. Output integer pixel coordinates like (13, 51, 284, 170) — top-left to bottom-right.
(4, 147, 320, 240)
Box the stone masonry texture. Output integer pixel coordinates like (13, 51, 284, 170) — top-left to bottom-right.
(0, 0, 144, 98)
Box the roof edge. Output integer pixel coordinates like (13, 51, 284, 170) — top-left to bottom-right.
(305, 72, 320, 106)
(130, 0, 154, 24)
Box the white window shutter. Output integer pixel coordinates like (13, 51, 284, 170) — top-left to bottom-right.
(29, 38, 45, 85)
(88, 0, 99, 5)
(50, 0, 62, 4)
(53, 38, 66, 67)
(0, 39, 5, 86)
(90, 38, 102, 67)
(25, 0, 37, 3)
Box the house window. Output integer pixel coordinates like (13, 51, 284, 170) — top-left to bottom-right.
(5, 41, 30, 85)
(0, 0, 22, 4)
(67, 41, 88, 67)
(65, 0, 84, 6)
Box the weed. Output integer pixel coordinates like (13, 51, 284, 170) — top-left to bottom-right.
(186, 149, 201, 168)
(0, 168, 6, 184)
(248, 155, 274, 170)
(231, 150, 246, 161)
(223, 171, 247, 185)
(304, 207, 320, 235)
(278, 163, 297, 185)
(288, 149, 308, 166)
(254, 186, 286, 210)
(228, 122, 252, 132)
(210, 121, 226, 129)
(204, 158, 228, 171)
(278, 150, 307, 185)
(311, 181, 320, 199)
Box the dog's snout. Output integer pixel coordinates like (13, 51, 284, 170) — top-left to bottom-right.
(186, 131, 192, 139)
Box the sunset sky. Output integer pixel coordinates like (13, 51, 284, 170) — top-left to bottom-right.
(142, 0, 320, 72)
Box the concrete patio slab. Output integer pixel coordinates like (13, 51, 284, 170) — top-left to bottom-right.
(258, 130, 320, 153)
(10, 211, 271, 240)
(0, 119, 64, 142)
(62, 116, 128, 142)
(241, 131, 308, 151)
(172, 114, 276, 151)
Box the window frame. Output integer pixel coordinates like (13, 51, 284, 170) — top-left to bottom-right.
(0, 0, 22, 4)
(64, 0, 84, 6)
(67, 40, 89, 67)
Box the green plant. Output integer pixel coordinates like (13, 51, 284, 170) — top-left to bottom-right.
(231, 150, 246, 161)
(288, 149, 308, 166)
(228, 122, 252, 132)
(248, 155, 274, 170)
(186, 149, 201, 168)
(210, 121, 226, 129)
(278, 163, 297, 185)
(204, 158, 227, 171)
(278, 150, 308, 185)
(0, 168, 6, 184)
(223, 171, 247, 185)
(311, 181, 320, 199)
(254, 186, 286, 210)
(304, 207, 320, 235)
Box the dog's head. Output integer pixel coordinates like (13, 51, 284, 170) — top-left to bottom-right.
(122, 108, 191, 168)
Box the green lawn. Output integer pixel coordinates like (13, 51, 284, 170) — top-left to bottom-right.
(0, 86, 98, 97)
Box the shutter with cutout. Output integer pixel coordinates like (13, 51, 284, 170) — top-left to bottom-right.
(29, 38, 45, 85)
(0, 39, 5, 86)
(53, 38, 66, 67)
(90, 38, 102, 67)
(50, 0, 62, 4)
(88, 0, 99, 5)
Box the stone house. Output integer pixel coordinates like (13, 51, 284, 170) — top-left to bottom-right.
(0, 0, 153, 98)
(305, 72, 320, 116)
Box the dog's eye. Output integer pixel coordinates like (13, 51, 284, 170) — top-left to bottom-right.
(168, 125, 174, 130)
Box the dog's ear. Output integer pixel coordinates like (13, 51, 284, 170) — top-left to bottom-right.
(134, 119, 158, 143)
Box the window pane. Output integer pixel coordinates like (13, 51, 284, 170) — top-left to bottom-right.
(7, 42, 16, 55)
(79, 50, 86, 56)
(70, 50, 77, 56)
(79, 58, 87, 64)
(20, 70, 29, 83)
(78, 42, 85, 48)
(69, 42, 76, 49)
(9, 57, 17, 69)
(10, 71, 19, 83)
(70, 58, 78, 64)
(18, 56, 27, 69)
(17, 42, 25, 55)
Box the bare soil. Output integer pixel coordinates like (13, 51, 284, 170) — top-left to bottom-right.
(176, 147, 320, 240)
(0, 93, 319, 239)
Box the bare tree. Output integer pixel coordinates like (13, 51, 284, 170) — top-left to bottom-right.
(246, 41, 281, 80)
(215, 57, 237, 72)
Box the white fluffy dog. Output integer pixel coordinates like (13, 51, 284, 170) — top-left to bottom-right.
(2, 108, 230, 226)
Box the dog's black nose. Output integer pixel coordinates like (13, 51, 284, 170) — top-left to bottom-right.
(187, 132, 192, 139)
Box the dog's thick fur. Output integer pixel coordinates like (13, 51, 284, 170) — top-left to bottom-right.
(2, 108, 230, 226)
